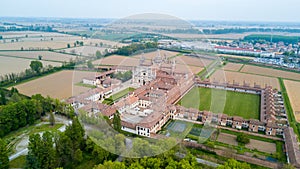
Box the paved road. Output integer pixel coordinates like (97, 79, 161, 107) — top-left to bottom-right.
(9, 148, 28, 161)
(8, 115, 70, 161)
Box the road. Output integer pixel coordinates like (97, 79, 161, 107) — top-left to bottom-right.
(8, 115, 70, 161)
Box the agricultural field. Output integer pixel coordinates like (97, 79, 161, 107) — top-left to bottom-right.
(57, 46, 108, 57)
(223, 62, 244, 71)
(13, 70, 97, 99)
(0, 41, 79, 50)
(93, 55, 140, 66)
(210, 70, 280, 89)
(217, 133, 238, 146)
(245, 139, 276, 154)
(284, 80, 300, 122)
(0, 51, 78, 62)
(179, 87, 260, 119)
(217, 54, 255, 60)
(175, 64, 204, 74)
(0, 31, 75, 39)
(217, 133, 276, 154)
(131, 50, 180, 59)
(165, 33, 253, 40)
(241, 65, 300, 81)
(175, 55, 213, 67)
(0, 56, 61, 76)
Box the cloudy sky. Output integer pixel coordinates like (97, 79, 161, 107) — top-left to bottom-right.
(0, 0, 299, 22)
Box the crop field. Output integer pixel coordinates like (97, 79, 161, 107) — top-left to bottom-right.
(0, 41, 80, 50)
(241, 65, 300, 81)
(175, 55, 213, 67)
(57, 46, 107, 57)
(179, 87, 260, 119)
(132, 50, 180, 59)
(0, 56, 61, 76)
(0, 31, 75, 38)
(93, 55, 140, 66)
(217, 54, 255, 60)
(223, 62, 244, 71)
(217, 133, 238, 146)
(13, 70, 97, 99)
(210, 70, 280, 89)
(0, 51, 77, 62)
(175, 64, 204, 74)
(165, 33, 253, 40)
(245, 139, 276, 154)
(284, 80, 300, 122)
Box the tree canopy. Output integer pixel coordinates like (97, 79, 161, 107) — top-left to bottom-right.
(0, 138, 9, 169)
(30, 60, 43, 74)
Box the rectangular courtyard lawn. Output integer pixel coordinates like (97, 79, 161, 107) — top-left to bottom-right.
(179, 87, 260, 119)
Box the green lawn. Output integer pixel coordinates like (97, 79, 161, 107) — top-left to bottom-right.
(102, 87, 135, 105)
(179, 87, 260, 119)
(111, 87, 135, 100)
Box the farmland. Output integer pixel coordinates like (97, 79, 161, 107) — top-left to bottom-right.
(0, 31, 123, 50)
(223, 62, 244, 71)
(175, 64, 204, 74)
(57, 46, 108, 57)
(175, 55, 213, 67)
(217, 54, 255, 60)
(217, 133, 276, 154)
(179, 87, 260, 119)
(13, 70, 97, 99)
(241, 65, 300, 81)
(0, 56, 61, 76)
(131, 50, 180, 59)
(93, 55, 140, 66)
(210, 70, 280, 89)
(284, 80, 300, 122)
(0, 51, 78, 62)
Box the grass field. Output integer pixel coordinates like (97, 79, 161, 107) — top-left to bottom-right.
(179, 87, 260, 119)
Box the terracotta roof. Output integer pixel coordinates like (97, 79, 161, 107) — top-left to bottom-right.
(138, 111, 164, 128)
(233, 116, 244, 122)
(284, 127, 300, 168)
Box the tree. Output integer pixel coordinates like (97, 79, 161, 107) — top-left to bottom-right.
(49, 112, 55, 126)
(217, 159, 251, 169)
(38, 55, 43, 60)
(0, 90, 6, 105)
(113, 111, 121, 132)
(87, 60, 94, 69)
(96, 50, 102, 59)
(10, 92, 22, 102)
(30, 61, 43, 74)
(26, 132, 55, 169)
(67, 44, 71, 48)
(93, 161, 126, 169)
(0, 139, 9, 169)
(74, 149, 83, 164)
(236, 133, 250, 144)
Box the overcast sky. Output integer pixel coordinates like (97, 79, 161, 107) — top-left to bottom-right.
(0, 0, 299, 22)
